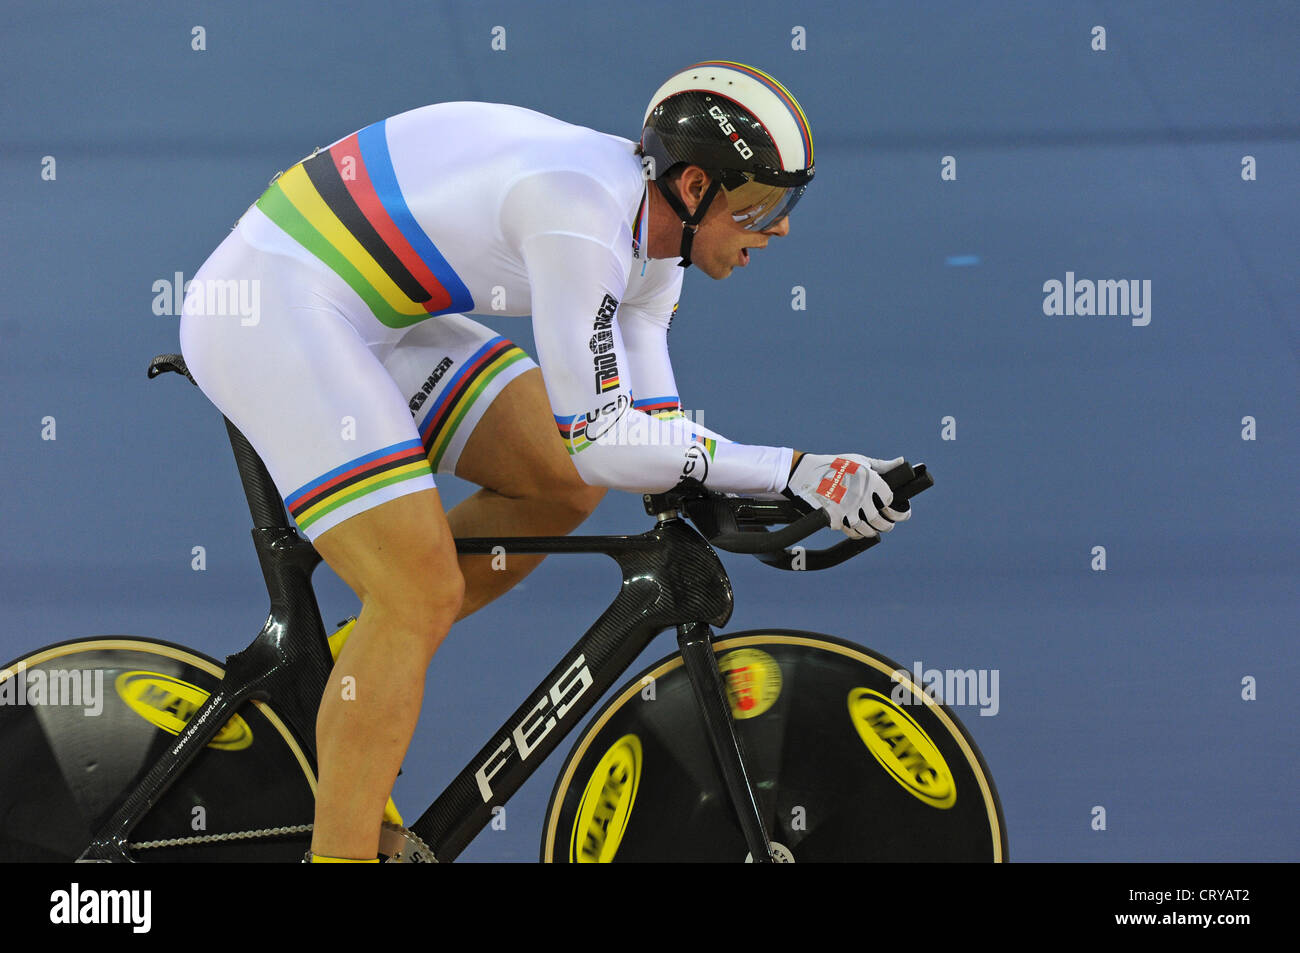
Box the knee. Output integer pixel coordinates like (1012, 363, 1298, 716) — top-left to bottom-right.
(547, 471, 607, 529)
(415, 559, 465, 639)
(430, 560, 467, 620)
(363, 556, 464, 655)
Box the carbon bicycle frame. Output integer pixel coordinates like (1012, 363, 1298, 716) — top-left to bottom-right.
(79, 358, 774, 861)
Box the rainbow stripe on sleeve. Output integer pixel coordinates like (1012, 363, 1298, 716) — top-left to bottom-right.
(554, 413, 591, 455)
(557, 396, 717, 458)
(633, 394, 683, 419)
(692, 433, 717, 459)
(255, 121, 474, 328)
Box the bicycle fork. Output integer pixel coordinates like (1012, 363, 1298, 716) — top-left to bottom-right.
(675, 621, 775, 864)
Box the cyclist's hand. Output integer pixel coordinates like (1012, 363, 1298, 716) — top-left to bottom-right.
(784, 453, 911, 539)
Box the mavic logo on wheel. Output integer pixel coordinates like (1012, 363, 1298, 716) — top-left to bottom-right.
(475, 655, 594, 802)
(570, 734, 642, 863)
(115, 672, 253, 751)
(848, 688, 956, 809)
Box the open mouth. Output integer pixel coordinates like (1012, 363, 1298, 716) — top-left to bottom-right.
(739, 247, 751, 266)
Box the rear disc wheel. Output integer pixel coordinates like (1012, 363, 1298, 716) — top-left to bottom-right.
(0, 637, 317, 861)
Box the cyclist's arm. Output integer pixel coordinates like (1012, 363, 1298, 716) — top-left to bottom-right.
(521, 234, 791, 493)
(618, 291, 801, 489)
(504, 171, 792, 493)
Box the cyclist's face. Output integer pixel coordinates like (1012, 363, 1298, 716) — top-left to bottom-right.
(676, 169, 792, 280)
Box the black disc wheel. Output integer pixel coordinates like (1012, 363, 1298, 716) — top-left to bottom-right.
(0, 637, 316, 861)
(542, 630, 1007, 862)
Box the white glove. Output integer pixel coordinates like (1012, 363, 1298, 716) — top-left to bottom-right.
(785, 453, 912, 539)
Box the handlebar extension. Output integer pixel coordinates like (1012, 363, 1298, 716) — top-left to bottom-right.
(643, 461, 933, 571)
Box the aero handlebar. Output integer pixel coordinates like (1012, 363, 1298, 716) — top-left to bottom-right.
(643, 462, 933, 571)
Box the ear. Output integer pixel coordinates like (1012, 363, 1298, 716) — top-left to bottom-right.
(677, 166, 711, 210)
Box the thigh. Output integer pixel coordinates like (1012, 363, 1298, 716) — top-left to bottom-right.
(381, 313, 540, 482)
(179, 232, 436, 542)
(452, 367, 594, 500)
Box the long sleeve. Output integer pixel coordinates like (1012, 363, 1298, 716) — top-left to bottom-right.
(502, 171, 792, 494)
(619, 294, 793, 497)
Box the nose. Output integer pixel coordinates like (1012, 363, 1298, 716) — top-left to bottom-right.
(763, 216, 791, 238)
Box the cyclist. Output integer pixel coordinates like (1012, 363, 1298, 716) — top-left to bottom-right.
(178, 60, 911, 863)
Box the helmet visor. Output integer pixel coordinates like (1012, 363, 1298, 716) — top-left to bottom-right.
(722, 175, 808, 232)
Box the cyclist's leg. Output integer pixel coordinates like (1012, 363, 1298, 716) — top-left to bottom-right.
(310, 490, 463, 859)
(179, 223, 464, 861)
(383, 317, 605, 618)
(448, 368, 606, 617)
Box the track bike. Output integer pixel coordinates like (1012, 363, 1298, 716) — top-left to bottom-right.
(0, 353, 1006, 863)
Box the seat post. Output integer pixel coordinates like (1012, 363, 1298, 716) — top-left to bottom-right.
(222, 417, 292, 531)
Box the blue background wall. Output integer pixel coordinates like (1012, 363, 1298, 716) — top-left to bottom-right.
(2, 1, 1296, 861)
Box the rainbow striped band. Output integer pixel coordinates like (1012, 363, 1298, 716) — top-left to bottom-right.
(633, 395, 683, 419)
(556, 394, 681, 456)
(685, 60, 814, 168)
(631, 187, 648, 258)
(415, 336, 531, 470)
(556, 395, 717, 457)
(287, 439, 433, 533)
(554, 413, 592, 455)
(256, 121, 474, 329)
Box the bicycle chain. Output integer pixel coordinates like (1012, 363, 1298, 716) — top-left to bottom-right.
(130, 824, 313, 850)
(129, 820, 437, 862)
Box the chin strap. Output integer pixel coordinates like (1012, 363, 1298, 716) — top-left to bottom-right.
(654, 175, 722, 268)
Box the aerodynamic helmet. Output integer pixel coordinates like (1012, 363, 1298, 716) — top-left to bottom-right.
(640, 61, 814, 265)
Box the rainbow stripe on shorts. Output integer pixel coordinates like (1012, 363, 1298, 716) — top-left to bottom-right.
(287, 440, 433, 532)
(415, 336, 530, 470)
